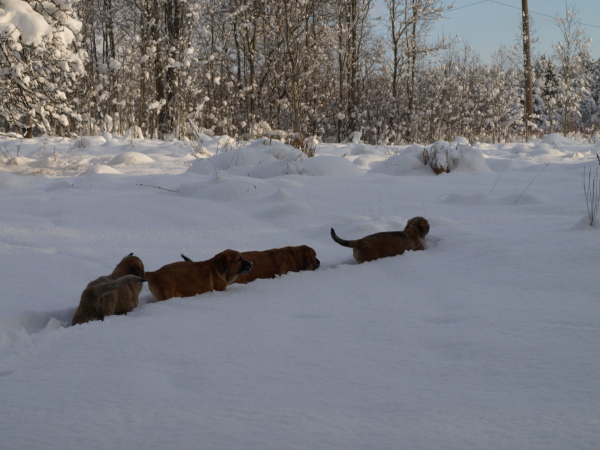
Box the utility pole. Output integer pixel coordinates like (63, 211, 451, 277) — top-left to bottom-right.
(522, 0, 534, 142)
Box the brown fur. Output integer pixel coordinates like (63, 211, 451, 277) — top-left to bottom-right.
(145, 249, 253, 301)
(330, 216, 429, 264)
(182, 245, 320, 284)
(72, 254, 145, 326)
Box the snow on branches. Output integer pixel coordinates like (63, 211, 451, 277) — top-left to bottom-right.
(0, 0, 85, 135)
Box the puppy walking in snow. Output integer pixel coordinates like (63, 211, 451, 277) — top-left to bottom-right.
(182, 245, 320, 284)
(145, 249, 253, 301)
(330, 216, 430, 264)
(72, 253, 146, 326)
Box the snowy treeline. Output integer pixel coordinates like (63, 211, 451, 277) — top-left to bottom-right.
(1, 0, 599, 143)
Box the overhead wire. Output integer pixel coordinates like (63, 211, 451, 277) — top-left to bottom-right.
(371, 0, 600, 31)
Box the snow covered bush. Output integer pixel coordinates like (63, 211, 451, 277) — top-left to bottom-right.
(0, 0, 85, 135)
(288, 133, 317, 157)
(419, 140, 490, 175)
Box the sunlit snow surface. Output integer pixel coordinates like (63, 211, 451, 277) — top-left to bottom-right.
(0, 133, 599, 449)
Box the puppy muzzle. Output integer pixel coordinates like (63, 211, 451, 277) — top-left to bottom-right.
(239, 261, 253, 275)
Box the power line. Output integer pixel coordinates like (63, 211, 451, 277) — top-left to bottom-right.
(447, 0, 600, 30)
(449, 0, 491, 12)
(370, 0, 600, 35)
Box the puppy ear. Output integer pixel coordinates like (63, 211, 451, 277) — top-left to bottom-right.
(130, 262, 144, 278)
(215, 253, 229, 275)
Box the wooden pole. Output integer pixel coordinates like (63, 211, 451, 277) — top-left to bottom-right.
(522, 0, 534, 141)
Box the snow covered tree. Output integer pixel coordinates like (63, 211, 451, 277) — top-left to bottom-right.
(534, 55, 562, 133)
(334, 0, 373, 141)
(0, 0, 86, 136)
(553, 4, 591, 134)
(384, 0, 448, 102)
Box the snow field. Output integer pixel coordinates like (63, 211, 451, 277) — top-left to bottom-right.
(0, 134, 599, 449)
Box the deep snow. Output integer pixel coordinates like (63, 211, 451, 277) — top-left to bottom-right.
(0, 133, 599, 449)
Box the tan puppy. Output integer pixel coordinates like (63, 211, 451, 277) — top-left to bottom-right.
(145, 249, 253, 301)
(181, 245, 320, 284)
(330, 216, 429, 263)
(72, 253, 146, 326)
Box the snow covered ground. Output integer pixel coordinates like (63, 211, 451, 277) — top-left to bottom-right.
(0, 132, 599, 449)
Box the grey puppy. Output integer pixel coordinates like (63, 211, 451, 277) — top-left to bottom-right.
(72, 253, 146, 326)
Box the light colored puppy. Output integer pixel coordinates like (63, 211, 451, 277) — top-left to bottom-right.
(72, 254, 146, 326)
(330, 216, 430, 263)
(145, 249, 253, 301)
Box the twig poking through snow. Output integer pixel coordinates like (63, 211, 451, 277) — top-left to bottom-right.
(583, 166, 600, 226)
(136, 183, 179, 193)
(490, 156, 515, 195)
(514, 163, 549, 204)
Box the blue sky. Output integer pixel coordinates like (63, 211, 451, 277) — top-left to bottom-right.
(371, 0, 600, 63)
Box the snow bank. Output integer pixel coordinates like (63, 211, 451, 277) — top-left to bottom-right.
(368, 142, 490, 175)
(109, 152, 154, 166)
(541, 133, 584, 146)
(187, 140, 361, 178)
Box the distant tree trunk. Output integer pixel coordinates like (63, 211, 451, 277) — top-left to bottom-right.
(157, 0, 183, 137)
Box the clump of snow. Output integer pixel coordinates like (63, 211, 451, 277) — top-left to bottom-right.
(541, 133, 583, 146)
(82, 165, 121, 175)
(451, 146, 491, 172)
(108, 152, 154, 166)
(368, 145, 433, 175)
(0, 0, 51, 45)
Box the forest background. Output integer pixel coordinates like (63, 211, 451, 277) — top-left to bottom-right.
(1, 0, 599, 145)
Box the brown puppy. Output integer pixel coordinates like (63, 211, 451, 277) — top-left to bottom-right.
(331, 216, 429, 263)
(145, 249, 253, 301)
(181, 245, 320, 284)
(72, 253, 146, 326)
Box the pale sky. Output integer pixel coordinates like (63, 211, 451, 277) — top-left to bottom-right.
(372, 0, 600, 63)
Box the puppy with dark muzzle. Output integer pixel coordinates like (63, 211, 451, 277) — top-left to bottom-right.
(72, 253, 146, 326)
(181, 245, 320, 284)
(330, 216, 430, 263)
(145, 249, 253, 301)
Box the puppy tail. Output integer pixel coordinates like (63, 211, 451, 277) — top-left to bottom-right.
(330, 228, 354, 248)
(180, 254, 193, 262)
(91, 275, 146, 298)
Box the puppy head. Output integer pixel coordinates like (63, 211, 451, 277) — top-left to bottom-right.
(113, 253, 145, 278)
(215, 249, 253, 283)
(405, 217, 430, 238)
(299, 245, 320, 271)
